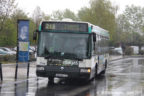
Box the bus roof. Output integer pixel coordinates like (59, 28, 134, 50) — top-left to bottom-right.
(91, 25, 109, 37)
(40, 20, 89, 25)
(40, 20, 109, 37)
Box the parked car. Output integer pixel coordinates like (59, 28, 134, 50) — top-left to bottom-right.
(29, 46, 35, 54)
(110, 47, 123, 55)
(0, 47, 16, 55)
(13, 47, 17, 51)
(114, 47, 123, 55)
(13, 46, 36, 55)
(0, 49, 8, 55)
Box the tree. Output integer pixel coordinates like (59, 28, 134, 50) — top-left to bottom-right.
(63, 9, 78, 21)
(32, 6, 43, 28)
(116, 14, 132, 45)
(11, 8, 28, 24)
(0, 9, 29, 46)
(78, 7, 92, 22)
(43, 14, 50, 21)
(51, 9, 78, 21)
(78, 0, 118, 44)
(117, 5, 144, 52)
(0, 0, 16, 33)
(0, 19, 16, 46)
(124, 5, 144, 34)
(29, 19, 36, 45)
(51, 10, 63, 20)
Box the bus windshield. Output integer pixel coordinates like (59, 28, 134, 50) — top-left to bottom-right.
(38, 32, 90, 60)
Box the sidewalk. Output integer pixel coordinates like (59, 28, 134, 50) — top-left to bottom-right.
(0, 62, 36, 87)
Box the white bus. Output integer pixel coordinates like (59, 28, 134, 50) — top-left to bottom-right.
(34, 20, 109, 83)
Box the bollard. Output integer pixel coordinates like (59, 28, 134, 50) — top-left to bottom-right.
(0, 63, 3, 81)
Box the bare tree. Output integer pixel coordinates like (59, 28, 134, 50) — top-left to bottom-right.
(51, 10, 63, 20)
(0, 0, 15, 32)
(32, 6, 43, 28)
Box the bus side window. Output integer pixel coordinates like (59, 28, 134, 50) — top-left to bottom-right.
(95, 34, 99, 54)
(102, 36, 105, 54)
(103, 37, 106, 54)
(96, 35, 99, 54)
(99, 35, 102, 55)
(106, 38, 109, 53)
(93, 33, 96, 54)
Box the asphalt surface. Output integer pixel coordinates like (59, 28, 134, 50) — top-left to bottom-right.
(0, 56, 144, 96)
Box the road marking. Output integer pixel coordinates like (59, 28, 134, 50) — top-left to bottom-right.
(0, 92, 15, 94)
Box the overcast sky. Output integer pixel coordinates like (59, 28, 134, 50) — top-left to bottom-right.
(16, 0, 144, 16)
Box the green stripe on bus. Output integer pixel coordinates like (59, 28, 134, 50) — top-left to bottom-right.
(88, 27, 92, 33)
(41, 30, 90, 34)
(39, 25, 41, 31)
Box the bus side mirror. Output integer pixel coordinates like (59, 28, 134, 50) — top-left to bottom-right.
(33, 30, 39, 40)
(93, 33, 96, 42)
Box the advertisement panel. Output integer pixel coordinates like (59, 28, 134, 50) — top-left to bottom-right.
(18, 20, 29, 62)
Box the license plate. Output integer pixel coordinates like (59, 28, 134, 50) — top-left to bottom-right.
(56, 73, 68, 77)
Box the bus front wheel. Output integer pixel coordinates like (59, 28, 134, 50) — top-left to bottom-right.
(95, 63, 98, 78)
(48, 77, 54, 84)
(101, 60, 107, 75)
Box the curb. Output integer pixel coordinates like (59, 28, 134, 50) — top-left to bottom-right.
(109, 55, 144, 62)
(110, 57, 123, 62)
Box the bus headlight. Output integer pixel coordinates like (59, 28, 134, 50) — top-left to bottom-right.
(80, 68, 91, 73)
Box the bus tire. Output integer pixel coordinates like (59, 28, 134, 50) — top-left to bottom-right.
(95, 63, 98, 78)
(48, 77, 54, 84)
(101, 60, 107, 75)
(105, 60, 107, 69)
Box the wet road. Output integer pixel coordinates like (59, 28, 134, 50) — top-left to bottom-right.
(1, 57, 144, 96)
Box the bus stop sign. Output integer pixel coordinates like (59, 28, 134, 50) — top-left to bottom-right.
(18, 20, 29, 62)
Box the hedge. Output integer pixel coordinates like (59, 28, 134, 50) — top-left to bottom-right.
(0, 54, 36, 63)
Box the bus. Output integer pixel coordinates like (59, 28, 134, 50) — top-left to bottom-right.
(34, 20, 109, 83)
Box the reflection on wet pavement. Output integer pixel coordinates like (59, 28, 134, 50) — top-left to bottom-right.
(0, 57, 144, 96)
(106, 58, 144, 96)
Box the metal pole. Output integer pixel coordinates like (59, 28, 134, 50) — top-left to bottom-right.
(15, 20, 19, 80)
(14, 83, 17, 96)
(26, 80, 29, 94)
(27, 60, 30, 78)
(0, 63, 3, 81)
(15, 61, 18, 80)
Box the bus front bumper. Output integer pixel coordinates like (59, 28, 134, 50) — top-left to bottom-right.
(36, 65, 91, 79)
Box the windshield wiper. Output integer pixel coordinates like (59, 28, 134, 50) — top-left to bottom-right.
(45, 52, 61, 59)
(63, 53, 83, 61)
(44, 52, 82, 60)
